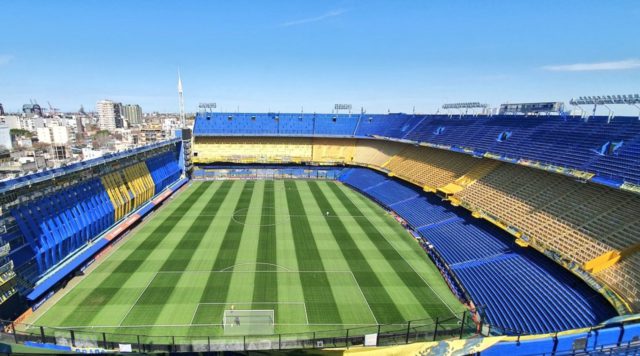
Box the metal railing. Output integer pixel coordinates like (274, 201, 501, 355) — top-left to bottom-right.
(2, 312, 476, 352)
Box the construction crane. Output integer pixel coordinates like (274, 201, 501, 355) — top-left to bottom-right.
(47, 101, 60, 116)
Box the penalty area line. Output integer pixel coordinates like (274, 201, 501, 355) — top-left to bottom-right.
(118, 272, 158, 327)
(349, 271, 378, 325)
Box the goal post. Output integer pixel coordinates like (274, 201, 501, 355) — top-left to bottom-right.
(223, 309, 275, 335)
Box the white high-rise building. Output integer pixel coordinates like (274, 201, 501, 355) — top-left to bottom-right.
(0, 125, 11, 150)
(36, 125, 70, 145)
(51, 126, 71, 144)
(96, 100, 123, 131)
(36, 127, 52, 143)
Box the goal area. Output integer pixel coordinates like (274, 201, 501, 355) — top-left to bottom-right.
(223, 309, 275, 335)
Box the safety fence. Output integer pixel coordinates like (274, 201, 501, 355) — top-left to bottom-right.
(1, 312, 475, 352)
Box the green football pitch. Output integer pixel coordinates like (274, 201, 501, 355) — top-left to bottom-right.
(26, 180, 464, 340)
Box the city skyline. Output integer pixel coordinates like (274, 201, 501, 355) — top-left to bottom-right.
(1, 1, 639, 114)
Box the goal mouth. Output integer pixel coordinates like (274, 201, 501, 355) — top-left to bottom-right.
(223, 309, 275, 336)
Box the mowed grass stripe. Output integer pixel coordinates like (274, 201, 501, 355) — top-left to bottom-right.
(120, 181, 233, 325)
(58, 183, 211, 326)
(159, 180, 233, 272)
(252, 180, 277, 303)
(327, 182, 454, 320)
(197, 181, 255, 304)
(284, 180, 342, 324)
(307, 181, 405, 324)
(342, 184, 464, 315)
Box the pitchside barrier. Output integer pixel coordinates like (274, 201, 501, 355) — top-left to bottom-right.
(1, 312, 475, 352)
(192, 166, 346, 180)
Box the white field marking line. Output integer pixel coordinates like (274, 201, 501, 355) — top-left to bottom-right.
(177, 213, 371, 218)
(218, 262, 292, 272)
(189, 304, 202, 326)
(190, 302, 306, 324)
(191, 302, 308, 325)
(197, 302, 305, 304)
(117, 272, 158, 327)
(349, 271, 378, 325)
(303, 301, 309, 325)
(156, 270, 353, 274)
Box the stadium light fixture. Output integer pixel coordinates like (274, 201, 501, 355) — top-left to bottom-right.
(441, 102, 488, 110)
(442, 102, 488, 117)
(198, 103, 217, 112)
(334, 104, 352, 115)
(198, 102, 217, 117)
(569, 94, 640, 122)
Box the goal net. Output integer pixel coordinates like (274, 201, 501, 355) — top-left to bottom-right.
(223, 309, 275, 336)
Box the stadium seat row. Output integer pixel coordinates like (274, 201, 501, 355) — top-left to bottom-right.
(8, 150, 182, 279)
(338, 167, 617, 335)
(11, 179, 114, 273)
(194, 113, 640, 186)
(146, 151, 182, 194)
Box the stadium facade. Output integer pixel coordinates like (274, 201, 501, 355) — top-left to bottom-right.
(1, 111, 640, 353)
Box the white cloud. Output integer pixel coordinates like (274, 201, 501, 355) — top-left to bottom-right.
(0, 55, 13, 66)
(280, 9, 347, 27)
(543, 59, 640, 72)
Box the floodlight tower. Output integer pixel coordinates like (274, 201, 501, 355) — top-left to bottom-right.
(178, 70, 186, 128)
(570, 94, 640, 122)
(442, 102, 488, 117)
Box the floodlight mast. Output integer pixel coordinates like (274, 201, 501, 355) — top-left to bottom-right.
(570, 94, 640, 122)
(198, 103, 217, 114)
(442, 102, 488, 117)
(177, 71, 186, 127)
(334, 104, 352, 116)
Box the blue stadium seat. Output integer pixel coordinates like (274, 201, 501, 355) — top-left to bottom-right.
(194, 112, 640, 185)
(354, 114, 420, 138)
(338, 167, 389, 191)
(366, 180, 420, 206)
(11, 178, 115, 274)
(393, 196, 461, 229)
(6, 146, 182, 290)
(146, 151, 182, 195)
(338, 167, 617, 335)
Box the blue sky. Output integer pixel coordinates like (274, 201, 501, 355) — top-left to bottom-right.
(1, 0, 639, 114)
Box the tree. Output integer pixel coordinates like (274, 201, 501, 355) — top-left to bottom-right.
(92, 130, 111, 149)
(10, 129, 33, 138)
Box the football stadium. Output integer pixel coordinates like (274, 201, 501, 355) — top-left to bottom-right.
(2, 1, 640, 354)
(1, 109, 640, 354)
